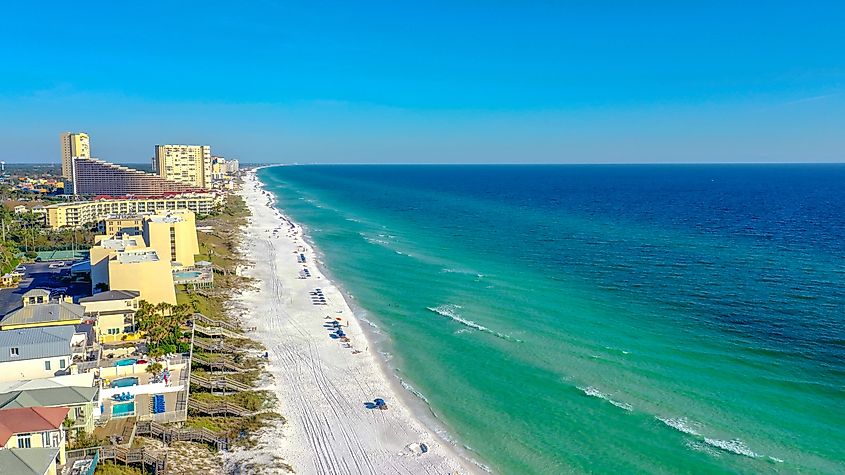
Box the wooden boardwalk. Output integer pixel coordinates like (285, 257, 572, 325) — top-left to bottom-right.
(188, 398, 258, 417)
(135, 420, 230, 451)
(191, 373, 252, 392)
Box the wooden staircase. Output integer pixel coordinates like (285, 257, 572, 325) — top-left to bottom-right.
(191, 374, 252, 392)
(187, 399, 258, 417)
(136, 420, 230, 451)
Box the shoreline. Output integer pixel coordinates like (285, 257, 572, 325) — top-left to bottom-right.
(225, 168, 481, 474)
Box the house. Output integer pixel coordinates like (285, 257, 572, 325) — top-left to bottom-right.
(79, 290, 141, 344)
(0, 385, 98, 435)
(0, 290, 86, 331)
(0, 448, 61, 475)
(0, 326, 86, 382)
(0, 406, 69, 467)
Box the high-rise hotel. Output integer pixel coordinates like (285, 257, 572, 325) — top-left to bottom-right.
(153, 145, 212, 188)
(59, 131, 90, 181)
(59, 132, 209, 196)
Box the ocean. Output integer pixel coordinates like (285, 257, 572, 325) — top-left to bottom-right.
(257, 164, 845, 474)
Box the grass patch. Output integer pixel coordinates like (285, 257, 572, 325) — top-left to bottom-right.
(190, 390, 276, 412)
(95, 462, 146, 475)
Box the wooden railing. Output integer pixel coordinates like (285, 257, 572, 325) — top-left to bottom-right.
(191, 354, 250, 373)
(136, 420, 229, 451)
(66, 446, 167, 474)
(191, 374, 252, 392)
(192, 312, 255, 333)
(193, 324, 245, 339)
(187, 398, 257, 417)
(193, 338, 242, 353)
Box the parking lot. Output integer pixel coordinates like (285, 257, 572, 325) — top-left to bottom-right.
(0, 260, 91, 317)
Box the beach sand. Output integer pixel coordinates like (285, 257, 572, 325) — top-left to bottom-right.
(223, 170, 477, 474)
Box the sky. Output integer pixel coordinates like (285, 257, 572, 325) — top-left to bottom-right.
(0, 1, 843, 164)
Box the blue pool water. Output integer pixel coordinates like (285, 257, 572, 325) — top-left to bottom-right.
(114, 358, 137, 367)
(111, 402, 135, 417)
(174, 271, 202, 279)
(111, 377, 138, 388)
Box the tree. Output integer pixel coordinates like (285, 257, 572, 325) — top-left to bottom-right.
(135, 300, 191, 356)
(145, 362, 163, 375)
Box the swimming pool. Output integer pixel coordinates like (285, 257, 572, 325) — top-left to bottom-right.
(114, 358, 137, 367)
(173, 271, 202, 280)
(111, 402, 135, 417)
(111, 377, 138, 388)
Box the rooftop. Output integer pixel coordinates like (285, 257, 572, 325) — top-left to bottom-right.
(0, 406, 69, 445)
(0, 448, 61, 475)
(0, 326, 75, 363)
(147, 214, 185, 223)
(0, 385, 99, 410)
(78, 290, 140, 303)
(116, 249, 160, 264)
(0, 302, 85, 329)
(98, 237, 140, 250)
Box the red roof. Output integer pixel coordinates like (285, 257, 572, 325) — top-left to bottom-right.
(0, 407, 69, 446)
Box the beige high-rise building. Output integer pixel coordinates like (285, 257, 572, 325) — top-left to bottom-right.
(142, 209, 199, 268)
(153, 145, 212, 189)
(60, 132, 91, 180)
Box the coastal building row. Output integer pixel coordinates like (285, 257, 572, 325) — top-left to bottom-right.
(72, 157, 205, 196)
(43, 193, 218, 229)
(60, 131, 220, 196)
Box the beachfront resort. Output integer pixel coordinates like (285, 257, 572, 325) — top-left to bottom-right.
(0, 132, 281, 475)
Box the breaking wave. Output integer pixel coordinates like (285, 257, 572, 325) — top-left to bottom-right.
(578, 386, 633, 411)
(426, 304, 521, 342)
(657, 416, 774, 461)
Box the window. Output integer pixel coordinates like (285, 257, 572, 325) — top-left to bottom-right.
(59, 359, 66, 369)
(10, 347, 19, 357)
(17, 433, 31, 448)
(45, 360, 51, 371)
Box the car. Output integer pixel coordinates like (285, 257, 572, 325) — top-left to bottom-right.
(14, 265, 25, 272)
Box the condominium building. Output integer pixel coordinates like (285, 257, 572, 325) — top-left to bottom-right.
(142, 210, 199, 268)
(72, 157, 204, 196)
(210, 156, 239, 180)
(90, 241, 177, 305)
(43, 193, 218, 229)
(59, 132, 90, 181)
(153, 145, 212, 188)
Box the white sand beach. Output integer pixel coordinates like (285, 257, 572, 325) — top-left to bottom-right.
(223, 169, 477, 474)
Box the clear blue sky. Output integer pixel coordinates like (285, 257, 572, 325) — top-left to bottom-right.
(1, 1, 843, 164)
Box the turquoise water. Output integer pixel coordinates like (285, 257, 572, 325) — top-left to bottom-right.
(111, 377, 138, 388)
(111, 402, 135, 417)
(174, 271, 202, 279)
(258, 165, 845, 474)
(114, 358, 137, 367)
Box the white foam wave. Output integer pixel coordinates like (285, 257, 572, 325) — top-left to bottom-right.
(398, 377, 432, 406)
(657, 416, 701, 436)
(578, 386, 633, 411)
(426, 305, 521, 342)
(658, 417, 769, 460)
(703, 438, 760, 458)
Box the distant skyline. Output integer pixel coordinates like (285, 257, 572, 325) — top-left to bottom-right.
(1, 1, 843, 164)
